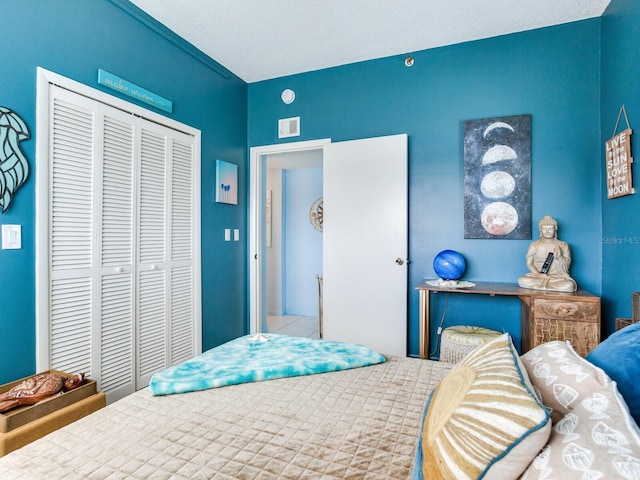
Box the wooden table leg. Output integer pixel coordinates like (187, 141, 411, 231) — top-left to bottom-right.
(419, 289, 430, 359)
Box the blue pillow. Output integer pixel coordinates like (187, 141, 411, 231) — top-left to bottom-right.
(586, 322, 640, 425)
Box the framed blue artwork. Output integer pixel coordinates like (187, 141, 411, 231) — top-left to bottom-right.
(215, 159, 238, 205)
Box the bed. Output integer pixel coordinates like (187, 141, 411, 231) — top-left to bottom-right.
(2, 327, 640, 480)
(0, 350, 451, 479)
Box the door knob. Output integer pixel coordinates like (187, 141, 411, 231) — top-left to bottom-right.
(395, 258, 404, 266)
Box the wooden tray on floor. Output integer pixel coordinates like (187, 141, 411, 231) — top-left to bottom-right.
(0, 370, 97, 433)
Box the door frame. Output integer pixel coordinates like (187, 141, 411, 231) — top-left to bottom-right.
(249, 139, 330, 335)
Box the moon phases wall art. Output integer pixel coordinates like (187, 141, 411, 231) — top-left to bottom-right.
(215, 159, 238, 205)
(463, 114, 531, 239)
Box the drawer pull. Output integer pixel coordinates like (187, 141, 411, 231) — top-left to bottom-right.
(539, 302, 579, 318)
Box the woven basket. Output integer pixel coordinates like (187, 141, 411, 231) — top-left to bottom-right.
(616, 318, 635, 331)
(614, 292, 640, 331)
(440, 326, 501, 364)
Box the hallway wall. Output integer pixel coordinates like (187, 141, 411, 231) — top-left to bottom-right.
(265, 150, 323, 317)
(284, 167, 323, 316)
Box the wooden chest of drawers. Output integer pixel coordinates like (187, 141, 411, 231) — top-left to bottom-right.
(522, 294, 601, 357)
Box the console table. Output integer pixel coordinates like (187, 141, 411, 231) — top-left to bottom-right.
(415, 280, 601, 359)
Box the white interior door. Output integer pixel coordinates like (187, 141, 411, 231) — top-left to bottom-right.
(323, 134, 408, 356)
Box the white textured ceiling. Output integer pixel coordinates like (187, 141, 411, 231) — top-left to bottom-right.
(130, 0, 611, 83)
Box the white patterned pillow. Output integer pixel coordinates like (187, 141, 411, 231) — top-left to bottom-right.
(520, 340, 609, 423)
(519, 341, 640, 479)
(413, 333, 551, 480)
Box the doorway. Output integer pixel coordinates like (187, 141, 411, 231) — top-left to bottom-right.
(249, 139, 330, 337)
(265, 149, 323, 337)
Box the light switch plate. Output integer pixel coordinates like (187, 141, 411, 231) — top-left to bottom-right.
(234, 229, 239, 241)
(224, 228, 231, 241)
(2, 224, 22, 249)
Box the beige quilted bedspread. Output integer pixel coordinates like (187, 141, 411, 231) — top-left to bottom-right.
(0, 356, 451, 479)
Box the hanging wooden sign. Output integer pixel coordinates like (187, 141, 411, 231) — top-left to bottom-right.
(606, 106, 634, 199)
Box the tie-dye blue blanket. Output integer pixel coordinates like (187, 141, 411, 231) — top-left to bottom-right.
(149, 334, 386, 396)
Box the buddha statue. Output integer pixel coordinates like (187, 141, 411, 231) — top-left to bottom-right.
(518, 215, 577, 292)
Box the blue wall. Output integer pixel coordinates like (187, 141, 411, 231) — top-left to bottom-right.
(0, 0, 248, 384)
(2, 1, 630, 382)
(284, 167, 323, 316)
(248, 20, 603, 357)
(601, 0, 640, 334)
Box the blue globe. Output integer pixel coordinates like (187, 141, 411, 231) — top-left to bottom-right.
(433, 250, 466, 280)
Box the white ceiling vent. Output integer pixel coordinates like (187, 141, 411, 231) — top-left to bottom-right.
(278, 116, 300, 138)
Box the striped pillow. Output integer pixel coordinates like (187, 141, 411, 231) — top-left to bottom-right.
(413, 333, 551, 480)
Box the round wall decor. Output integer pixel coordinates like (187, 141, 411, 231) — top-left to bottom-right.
(309, 197, 323, 232)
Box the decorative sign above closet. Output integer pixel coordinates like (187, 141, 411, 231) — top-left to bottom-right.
(98, 69, 173, 113)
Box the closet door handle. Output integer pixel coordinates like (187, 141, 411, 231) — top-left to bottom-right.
(150, 264, 158, 270)
(115, 267, 124, 273)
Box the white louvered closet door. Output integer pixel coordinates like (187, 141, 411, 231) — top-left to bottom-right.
(136, 126, 168, 388)
(43, 81, 198, 402)
(48, 88, 97, 381)
(47, 86, 136, 400)
(168, 137, 197, 368)
(136, 126, 196, 388)
(98, 108, 136, 400)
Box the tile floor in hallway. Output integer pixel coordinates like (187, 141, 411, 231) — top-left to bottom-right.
(267, 315, 319, 339)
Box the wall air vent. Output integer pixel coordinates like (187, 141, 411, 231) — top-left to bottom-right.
(278, 116, 300, 138)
